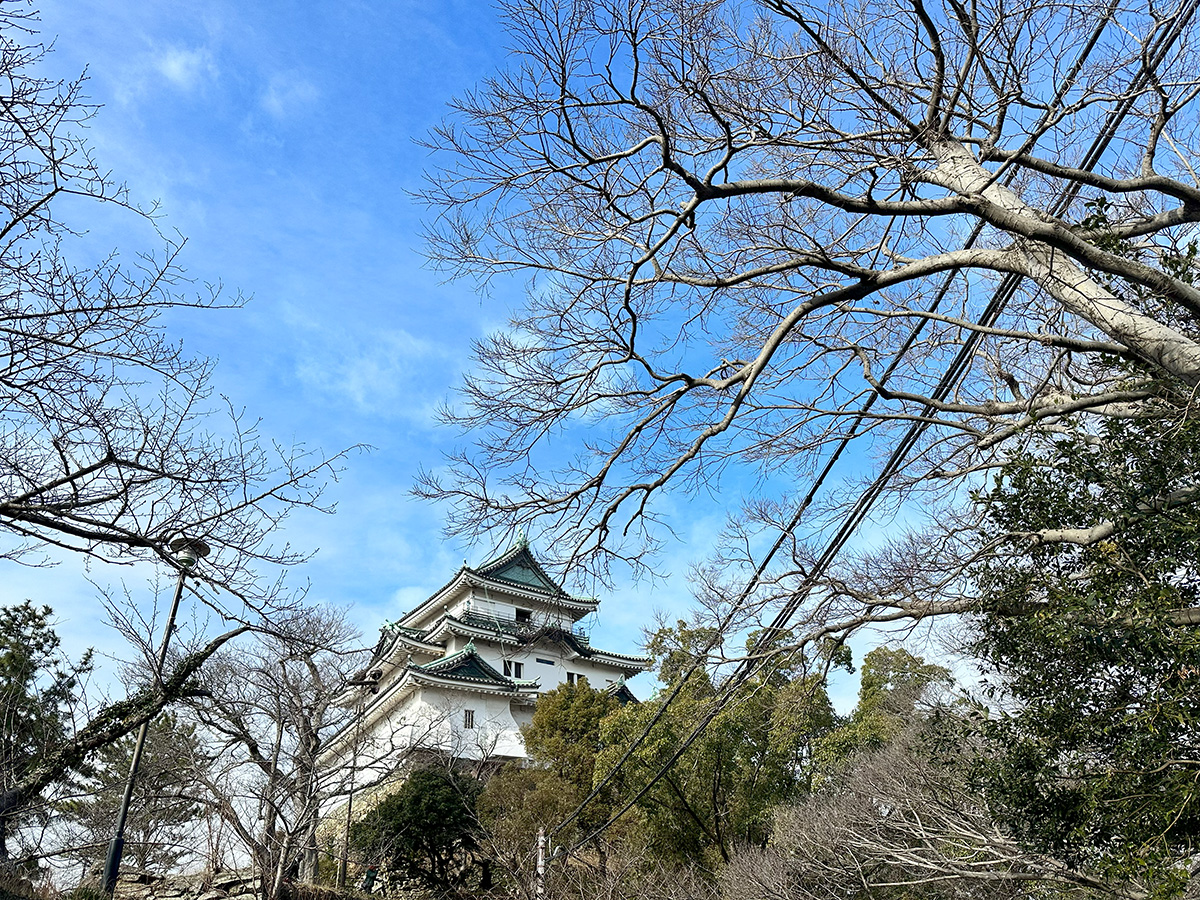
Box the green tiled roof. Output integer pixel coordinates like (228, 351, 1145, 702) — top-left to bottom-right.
(458, 611, 590, 645)
(368, 621, 439, 669)
(458, 611, 529, 636)
(476, 543, 568, 596)
(385, 622, 428, 638)
(414, 642, 522, 688)
(452, 612, 647, 667)
(605, 677, 640, 705)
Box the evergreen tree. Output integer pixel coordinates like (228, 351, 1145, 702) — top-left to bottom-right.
(58, 713, 205, 874)
(595, 622, 839, 866)
(476, 682, 622, 885)
(814, 647, 950, 775)
(350, 768, 482, 890)
(0, 602, 92, 869)
(972, 405, 1200, 892)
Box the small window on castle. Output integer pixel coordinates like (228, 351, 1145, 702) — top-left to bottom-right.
(567, 672, 587, 686)
(504, 660, 524, 679)
(463, 709, 475, 729)
(515, 608, 532, 624)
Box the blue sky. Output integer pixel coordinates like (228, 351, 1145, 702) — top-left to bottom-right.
(9, 0, 694, 690)
(1, 0, 884, 710)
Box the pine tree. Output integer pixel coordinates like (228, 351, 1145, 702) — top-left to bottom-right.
(0, 602, 92, 869)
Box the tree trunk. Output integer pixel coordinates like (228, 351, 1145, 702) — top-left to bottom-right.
(929, 140, 1200, 383)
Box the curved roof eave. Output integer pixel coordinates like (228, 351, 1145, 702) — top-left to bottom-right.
(424, 614, 523, 646)
(407, 669, 541, 697)
(397, 567, 473, 628)
(586, 650, 652, 672)
(464, 571, 599, 611)
(397, 548, 600, 629)
(321, 670, 417, 758)
(372, 631, 445, 667)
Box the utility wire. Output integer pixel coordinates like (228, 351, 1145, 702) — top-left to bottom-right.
(551, 0, 1199, 851)
(735, 0, 1200, 673)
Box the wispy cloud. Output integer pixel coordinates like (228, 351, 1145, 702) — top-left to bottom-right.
(109, 43, 218, 104)
(261, 72, 319, 119)
(154, 45, 217, 91)
(290, 322, 450, 422)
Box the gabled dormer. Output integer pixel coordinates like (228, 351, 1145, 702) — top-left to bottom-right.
(409, 640, 540, 696)
(473, 539, 569, 597)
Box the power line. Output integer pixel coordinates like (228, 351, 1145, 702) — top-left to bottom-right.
(736, 0, 1200, 674)
(551, 0, 1200, 851)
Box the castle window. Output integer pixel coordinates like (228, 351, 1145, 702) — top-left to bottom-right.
(504, 660, 524, 679)
(515, 608, 532, 624)
(567, 672, 587, 686)
(463, 709, 475, 729)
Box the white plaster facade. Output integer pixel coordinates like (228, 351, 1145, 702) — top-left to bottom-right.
(322, 540, 648, 780)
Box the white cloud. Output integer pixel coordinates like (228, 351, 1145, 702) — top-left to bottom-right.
(155, 45, 217, 91)
(260, 73, 319, 119)
(290, 321, 450, 422)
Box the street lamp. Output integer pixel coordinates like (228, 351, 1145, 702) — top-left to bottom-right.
(101, 536, 211, 895)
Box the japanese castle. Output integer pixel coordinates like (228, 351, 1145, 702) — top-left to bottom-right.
(329, 539, 650, 768)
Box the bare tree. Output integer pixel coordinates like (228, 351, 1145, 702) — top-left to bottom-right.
(0, 5, 347, 601)
(722, 728, 1136, 900)
(0, 5, 351, 873)
(173, 610, 474, 900)
(416, 0, 1200, 647)
(553, 845, 720, 900)
(176, 610, 366, 899)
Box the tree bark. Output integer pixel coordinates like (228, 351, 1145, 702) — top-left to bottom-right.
(0, 627, 246, 866)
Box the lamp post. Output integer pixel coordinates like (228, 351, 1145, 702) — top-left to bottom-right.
(102, 536, 211, 895)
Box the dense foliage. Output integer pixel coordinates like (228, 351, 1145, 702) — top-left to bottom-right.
(814, 647, 950, 773)
(350, 768, 482, 890)
(973, 407, 1200, 888)
(596, 624, 840, 865)
(477, 681, 622, 881)
(0, 603, 92, 868)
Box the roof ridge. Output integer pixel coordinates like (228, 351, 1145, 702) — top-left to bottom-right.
(586, 645, 652, 662)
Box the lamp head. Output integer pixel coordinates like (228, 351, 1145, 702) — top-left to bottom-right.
(169, 536, 211, 570)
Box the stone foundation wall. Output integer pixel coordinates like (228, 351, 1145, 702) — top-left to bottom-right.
(112, 871, 260, 900)
(104, 869, 434, 900)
